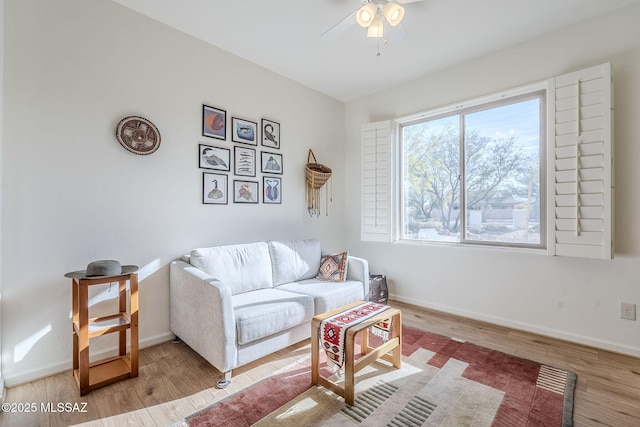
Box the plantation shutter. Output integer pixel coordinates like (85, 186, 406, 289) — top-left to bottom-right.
(549, 62, 613, 259)
(361, 121, 393, 242)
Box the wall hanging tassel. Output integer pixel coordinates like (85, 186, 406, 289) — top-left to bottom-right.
(305, 149, 332, 217)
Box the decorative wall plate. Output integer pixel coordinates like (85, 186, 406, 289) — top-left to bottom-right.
(116, 116, 161, 155)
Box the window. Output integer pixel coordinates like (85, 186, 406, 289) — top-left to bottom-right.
(400, 92, 545, 248)
(362, 63, 612, 259)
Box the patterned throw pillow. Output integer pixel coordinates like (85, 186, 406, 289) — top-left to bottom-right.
(316, 251, 349, 282)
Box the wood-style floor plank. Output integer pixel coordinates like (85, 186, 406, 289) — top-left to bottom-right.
(1, 300, 638, 426)
(45, 372, 95, 427)
(3, 380, 49, 427)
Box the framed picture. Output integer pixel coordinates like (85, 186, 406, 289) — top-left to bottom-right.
(261, 151, 283, 175)
(231, 117, 258, 145)
(203, 172, 228, 204)
(199, 144, 230, 171)
(234, 146, 256, 177)
(261, 119, 280, 149)
(263, 176, 281, 204)
(233, 180, 259, 204)
(202, 105, 226, 140)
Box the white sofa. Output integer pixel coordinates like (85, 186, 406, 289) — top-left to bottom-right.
(169, 239, 369, 387)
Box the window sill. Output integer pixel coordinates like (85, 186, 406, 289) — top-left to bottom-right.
(394, 238, 549, 255)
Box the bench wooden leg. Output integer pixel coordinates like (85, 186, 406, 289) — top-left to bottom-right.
(392, 311, 402, 368)
(311, 319, 320, 386)
(345, 333, 356, 406)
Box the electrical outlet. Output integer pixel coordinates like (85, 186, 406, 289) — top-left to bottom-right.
(620, 302, 636, 321)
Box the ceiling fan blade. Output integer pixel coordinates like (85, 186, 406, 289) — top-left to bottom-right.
(396, 0, 425, 4)
(320, 9, 357, 41)
(385, 21, 408, 43)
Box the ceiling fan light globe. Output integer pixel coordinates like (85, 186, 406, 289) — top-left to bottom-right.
(366, 14, 384, 37)
(356, 3, 377, 27)
(383, 2, 405, 26)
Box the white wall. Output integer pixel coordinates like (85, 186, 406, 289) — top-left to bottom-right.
(1, 0, 346, 385)
(0, 0, 5, 398)
(345, 3, 640, 356)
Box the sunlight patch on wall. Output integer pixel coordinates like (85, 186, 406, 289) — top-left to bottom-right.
(14, 324, 51, 362)
(137, 258, 162, 281)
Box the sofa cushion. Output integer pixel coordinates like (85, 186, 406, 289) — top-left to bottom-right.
(268, 239, 321, 285)
(190, 242, 273, 295)
(276, 279, 365, 314)
(316, 251, 349, 282)
(232, 288, 314, 345)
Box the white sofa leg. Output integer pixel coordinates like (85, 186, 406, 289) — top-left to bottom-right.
(217, 371, 232, 388)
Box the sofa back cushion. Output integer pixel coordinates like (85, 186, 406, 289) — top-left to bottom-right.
(190, 242, 273, 295)
(269, 239, 321, 285)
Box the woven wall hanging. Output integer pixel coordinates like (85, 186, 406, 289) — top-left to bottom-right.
(116, 116, 161, 155)
(305, 149, 332, 217)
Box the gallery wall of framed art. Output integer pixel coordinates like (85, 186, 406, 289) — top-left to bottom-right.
(200, 104, 282, 205)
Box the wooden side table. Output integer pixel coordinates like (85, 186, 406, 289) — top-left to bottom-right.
(311, 301, 402, 405)
(70, 272, 138, 395)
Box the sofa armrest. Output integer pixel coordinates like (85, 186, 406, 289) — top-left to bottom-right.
(346, 256, 370, 298)
(170, 260, 237, 373)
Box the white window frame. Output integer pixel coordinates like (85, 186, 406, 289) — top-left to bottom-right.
(397, 83, 547, 250)
(361, 63, 613, 259)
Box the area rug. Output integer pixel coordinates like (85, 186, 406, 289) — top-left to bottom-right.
(174, 326, 576, 427)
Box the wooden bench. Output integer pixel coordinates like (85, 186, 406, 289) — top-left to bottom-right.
(311, 301, 402, 405)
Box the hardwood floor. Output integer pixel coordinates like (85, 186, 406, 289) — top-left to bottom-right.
(2, 300, 639, 426)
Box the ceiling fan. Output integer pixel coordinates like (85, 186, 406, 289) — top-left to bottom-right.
(321, 0, 425, 41)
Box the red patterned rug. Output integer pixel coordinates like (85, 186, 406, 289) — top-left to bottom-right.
(174, 326, 576, 426)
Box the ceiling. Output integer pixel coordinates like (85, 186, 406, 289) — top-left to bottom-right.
(112, 0, 639, 102)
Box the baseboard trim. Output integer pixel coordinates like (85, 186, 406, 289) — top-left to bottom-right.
(391, 293, 640, 358)
(3, 331, 174, 388)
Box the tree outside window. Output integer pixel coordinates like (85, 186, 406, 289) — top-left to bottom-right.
(401, 93, 544, 248)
